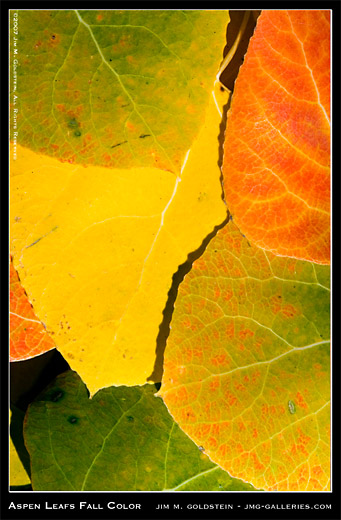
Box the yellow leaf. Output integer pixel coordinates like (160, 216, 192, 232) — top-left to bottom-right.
(10, 411, 30, 487)
(10, 82, 229, 395)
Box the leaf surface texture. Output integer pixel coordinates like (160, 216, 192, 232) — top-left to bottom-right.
(24, 370, 256, 491)
(222, 10, 330, 264)
(10, 11, 229, 393)
(160, 221, 330, 491)
(14, 10, 228, 173)
(10, 258, 55, 361)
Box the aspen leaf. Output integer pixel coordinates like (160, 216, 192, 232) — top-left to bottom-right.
(13, 9, 228, 173)
(10, 10, 230, 393)
(10, 85, 229, 395)
(222, 10, 330, 264)
(24, 370, 256, 491)
(160, 221, 330, 491)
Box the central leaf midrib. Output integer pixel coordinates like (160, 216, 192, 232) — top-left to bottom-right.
(74, 10, 177, 174)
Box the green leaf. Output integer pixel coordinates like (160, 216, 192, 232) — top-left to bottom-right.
(24, 370, 256, 491)
(13, 9, 228, 173)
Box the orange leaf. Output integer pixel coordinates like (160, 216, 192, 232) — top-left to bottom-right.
(10, 258, 55, 361)
(222, 10, 330, 264)
(160, 221, 330, 491)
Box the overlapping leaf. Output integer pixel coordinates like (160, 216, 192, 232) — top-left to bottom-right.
(24, 370, 256, 491)
(160, 221, 330, 491)
(10, 11, 229, 394)
(10, 257, 55, 361)
(13, 10, 228, 173)
(222, 10, 330, 264)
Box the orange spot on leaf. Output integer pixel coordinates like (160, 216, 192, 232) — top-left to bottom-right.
(209, 380, 220, 392)
(223, 290, 233, 301)
(210, 353, 227, 367)
(239, 328, 254, 339)
(186, 104, 196, 114)
(225, 322, 235, 338)
(295, 391, 308, 410)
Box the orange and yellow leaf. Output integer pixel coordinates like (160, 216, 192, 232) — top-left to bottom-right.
(160, 221, 330, 491)
(10, 258, 55, 361)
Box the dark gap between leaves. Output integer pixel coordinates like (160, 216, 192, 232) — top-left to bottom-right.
(148, 11, 260, 385)
(10, 350, 70, 480)
(147, 214, 229, 384)
(10, 349, 70, 411)
(220, 10, 261, 92)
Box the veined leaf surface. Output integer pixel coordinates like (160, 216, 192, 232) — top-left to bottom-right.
(10, 11, 229, 394)
(222, 10, 330, 264)
(10, 85, 229, 394)
(10, 257, 55, 361)
(160, 221, 330, 491)
(24, 370, 256, 491)
(13, 10, 228, 173)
